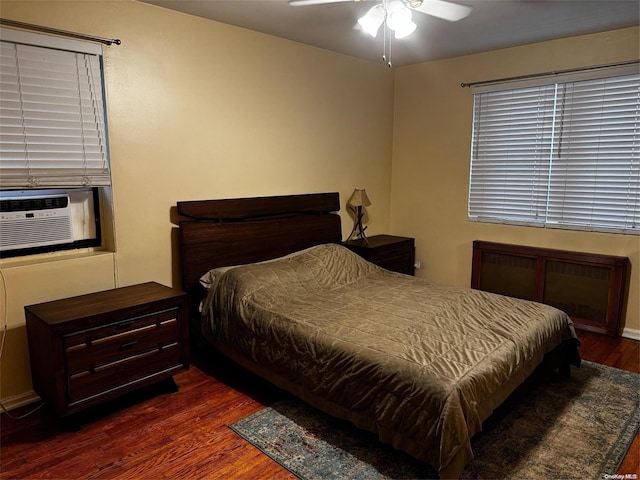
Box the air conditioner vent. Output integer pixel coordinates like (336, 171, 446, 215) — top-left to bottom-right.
(0, 191, 74, 252)
(1, 196, 69, 212)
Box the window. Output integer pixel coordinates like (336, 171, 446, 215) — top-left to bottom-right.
(0, 28, 112, 257)
(468, 66, 640, 235)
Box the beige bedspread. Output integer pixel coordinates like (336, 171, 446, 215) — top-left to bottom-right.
(200, 244, 577, 478)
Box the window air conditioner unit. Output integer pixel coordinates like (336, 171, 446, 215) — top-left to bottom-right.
(0, 190, 74, 252)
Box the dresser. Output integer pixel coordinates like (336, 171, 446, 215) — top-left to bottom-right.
(343, 234, 415, 275)
(25, 282, 189, 417)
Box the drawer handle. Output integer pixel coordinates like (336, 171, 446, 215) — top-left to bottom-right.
(119, 340, 138, 350)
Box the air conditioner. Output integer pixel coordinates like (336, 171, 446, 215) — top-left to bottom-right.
(0, 190, 74, 252)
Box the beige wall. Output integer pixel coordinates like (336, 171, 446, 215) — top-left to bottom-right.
(391, 26, 640, 334)
(0, 0, 395, 405)
(0, 1, 637, 408)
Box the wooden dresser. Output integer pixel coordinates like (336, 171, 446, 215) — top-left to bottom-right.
(25, 282, 189, 417)
(343, 234, 415, 275)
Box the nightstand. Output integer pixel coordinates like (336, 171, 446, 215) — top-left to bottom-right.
(343, 234, 415, 275)
(25, 282, 189, 418)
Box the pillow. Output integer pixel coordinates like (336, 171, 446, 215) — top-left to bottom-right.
(198, 244, 334, 291)
(199, 265, 236, 291)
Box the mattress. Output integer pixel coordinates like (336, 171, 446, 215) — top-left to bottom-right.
(200, 243, 578, 477)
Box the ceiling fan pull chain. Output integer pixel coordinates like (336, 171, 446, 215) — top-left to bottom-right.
(381, 12, 391, 67)
(382, 17, 388, 63)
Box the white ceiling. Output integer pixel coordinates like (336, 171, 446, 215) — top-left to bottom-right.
(141, 0, 639, 67)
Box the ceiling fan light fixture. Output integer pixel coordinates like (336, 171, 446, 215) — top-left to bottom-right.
(393, 19, 417, 38)
(385, 1, 417, 39)
(386, 1, 411, 30)
(358, 4, 385, 37)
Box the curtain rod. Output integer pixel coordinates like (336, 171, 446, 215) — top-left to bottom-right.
(0, 18, 121, 46)
(460, 59, 639, 88)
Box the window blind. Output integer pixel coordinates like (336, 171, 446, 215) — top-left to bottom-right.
(547, 74, 640, 232)
(468, 69, 640, 235)
(469, 84, 557, 226)
(0, 35, 110, 189)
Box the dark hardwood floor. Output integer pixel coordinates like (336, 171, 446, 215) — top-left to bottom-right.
(2, 331, 638, 479)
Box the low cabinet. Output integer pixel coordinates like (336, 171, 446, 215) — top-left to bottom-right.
(25, 282, 189, 417)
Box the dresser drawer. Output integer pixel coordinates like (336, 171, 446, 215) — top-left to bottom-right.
(68, 343, 182, 404)
(64, 308, 179, 375)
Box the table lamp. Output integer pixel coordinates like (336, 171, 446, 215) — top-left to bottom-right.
(346, 188, 371, 243)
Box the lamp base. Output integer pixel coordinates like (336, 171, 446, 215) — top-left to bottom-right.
(346, 207, 368, 244)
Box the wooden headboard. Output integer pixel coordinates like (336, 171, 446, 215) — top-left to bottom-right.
(177, 192, 342, 296)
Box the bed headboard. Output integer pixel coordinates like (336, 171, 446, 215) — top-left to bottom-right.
(177, 192, 342, 295)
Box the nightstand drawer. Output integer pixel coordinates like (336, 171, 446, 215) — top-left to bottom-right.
(343, 234, 415, 275)
(375, 255, 414, 274)
(68, 343, 182, 404)
(365, 240, 413, 262)
(64, 308, 180, 375)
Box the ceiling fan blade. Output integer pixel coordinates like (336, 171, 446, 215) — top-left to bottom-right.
(409, 0, 472, 22)
(289, 0, 356, 6)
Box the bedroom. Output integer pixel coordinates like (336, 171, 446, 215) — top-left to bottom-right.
(0, 0, 638, 477)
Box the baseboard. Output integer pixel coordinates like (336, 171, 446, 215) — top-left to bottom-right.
(1, 330, 637, 411)
(1, 390, 41, 412)
(621, 327, 640, 341)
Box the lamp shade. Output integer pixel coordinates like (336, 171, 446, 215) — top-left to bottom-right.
(386, 1, 411, 30)
(386, 1, 416, 39)
(358, 5, 385, 37)
(393, 20, 416, 39)
(347, 188, 372, 207)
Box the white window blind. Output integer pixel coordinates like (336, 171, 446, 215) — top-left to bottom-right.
(0, 31, 110, 189)
(468, 84, 557, 226)
(469, 68, 640, 235)
(547, 75, 640, 232)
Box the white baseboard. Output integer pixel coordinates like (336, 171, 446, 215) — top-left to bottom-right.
(621, 327, 640, 341)
(1, 390, 41, 412)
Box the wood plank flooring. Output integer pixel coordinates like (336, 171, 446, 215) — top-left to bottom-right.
(2, 330, 638, 479)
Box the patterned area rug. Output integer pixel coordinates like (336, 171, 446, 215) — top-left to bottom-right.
(230, 361, 639, 480)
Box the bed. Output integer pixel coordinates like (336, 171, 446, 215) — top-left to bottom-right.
(177, 192, 580, 479)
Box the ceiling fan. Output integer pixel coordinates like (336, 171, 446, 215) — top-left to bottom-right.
(289, 0, 472, 66)
(289, 0, 473, 25)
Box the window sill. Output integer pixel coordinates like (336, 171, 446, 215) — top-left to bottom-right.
(0, 247, 114, 269)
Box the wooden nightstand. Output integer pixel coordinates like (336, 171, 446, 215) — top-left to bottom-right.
(25, 282, 189, 418)
(343, 234, 415, 275)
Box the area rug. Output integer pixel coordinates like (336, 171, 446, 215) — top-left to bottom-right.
(230, 361, 639, 480)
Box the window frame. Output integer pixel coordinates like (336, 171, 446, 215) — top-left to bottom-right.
(468, 65, 640, 235)
(0, 28, 113, 258)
